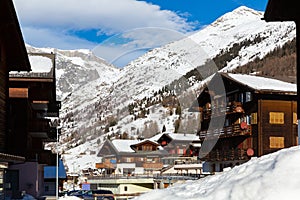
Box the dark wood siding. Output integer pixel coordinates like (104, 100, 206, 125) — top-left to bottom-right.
(259, 100, 296, 155)
(0, 44, 7, 150)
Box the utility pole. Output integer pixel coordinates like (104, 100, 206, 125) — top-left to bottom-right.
(56, 127, 59, 200)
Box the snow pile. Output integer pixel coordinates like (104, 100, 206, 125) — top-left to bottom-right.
(59, 196, 81, 200)
(134, 146, 300, 200)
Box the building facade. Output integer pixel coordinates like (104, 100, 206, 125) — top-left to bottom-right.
(191, 73, 297, 172)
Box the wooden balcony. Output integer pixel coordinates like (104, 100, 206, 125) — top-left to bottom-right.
(143, 162, 164, 170)
(200, 148, 248, 162)
(29, 119, 50, 131)
(199, 124, 251, 140)
(32, 101, 61, 118)
(96, 162, 116, 169)
(202, 101, 244, 120)
(26, 150, 56, 165)
(46, 101, 61, 117)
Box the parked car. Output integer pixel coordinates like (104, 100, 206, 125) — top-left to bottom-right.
(67, 190, 88, 198)
(81, 189, 115, 200)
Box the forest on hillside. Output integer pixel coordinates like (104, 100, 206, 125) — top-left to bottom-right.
(232, 38, 296, 83)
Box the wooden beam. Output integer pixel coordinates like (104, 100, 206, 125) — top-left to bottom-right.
(9, 88, 28, 98)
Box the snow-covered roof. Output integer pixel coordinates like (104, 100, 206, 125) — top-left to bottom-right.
(226, 73, 297, 93)
(111, 139, 140, 153)
(160, 132, 199, 141)
(149, 133, 165, 142)
(29, 55, 53, 73)
(132, 139, 160, 146)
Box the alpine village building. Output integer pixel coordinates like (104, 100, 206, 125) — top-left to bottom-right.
(190, 72, 297, 172)
(1, 0, 61, 198)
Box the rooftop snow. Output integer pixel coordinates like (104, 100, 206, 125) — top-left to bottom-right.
(112, 139, 140, 153)
(227, 73, 297, 93)
(163, 133, 199, 141)
(29, 55, 53, 72)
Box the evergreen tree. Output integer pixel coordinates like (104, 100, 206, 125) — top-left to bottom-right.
(175, 106, 182, 115)
(162, 125, 166, 133)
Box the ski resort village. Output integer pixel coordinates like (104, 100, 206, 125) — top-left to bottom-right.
(1, 0, 300, 199)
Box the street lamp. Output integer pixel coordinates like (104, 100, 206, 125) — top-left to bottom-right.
(56, 126, 63, 200)
(56, 126, 59, 200)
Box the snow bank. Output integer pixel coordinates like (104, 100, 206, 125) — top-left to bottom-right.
(59, 196, 81, 200)
(134, 146, 300, 200)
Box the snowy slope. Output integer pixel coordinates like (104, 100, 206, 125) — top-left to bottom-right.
(25, 44, 120, 101)
(110, 6, 295, 106)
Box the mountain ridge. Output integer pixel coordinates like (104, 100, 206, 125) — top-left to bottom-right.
(26, 6, 296, 172)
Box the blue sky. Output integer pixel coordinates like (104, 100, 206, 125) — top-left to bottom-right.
(13, 0, 269, 67)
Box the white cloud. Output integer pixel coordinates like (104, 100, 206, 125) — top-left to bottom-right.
(22, 27, 96, 50)
(92, 27, 187, 67)
(13, 0, 196, 63)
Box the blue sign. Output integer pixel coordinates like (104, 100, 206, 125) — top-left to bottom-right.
(82, 183, 90, 190)
(110, 159, 117, 164)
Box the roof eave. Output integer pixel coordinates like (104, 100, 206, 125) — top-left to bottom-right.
(1, 0, 31, 72)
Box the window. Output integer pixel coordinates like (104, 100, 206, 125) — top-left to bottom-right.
(124, 186, 128, 192)
(251, 113, 257, 124)
(269, 136, 284, 148)
(177, 149, 183, 154)
(245, 92, 252, 102)
(142, 145, 152, 151)
(293, 112, 298, 125)
(269, 112, 284, 124)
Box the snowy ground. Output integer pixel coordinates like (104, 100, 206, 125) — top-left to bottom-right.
(132, 146, 300, 200)
(59, 146, 300, 200)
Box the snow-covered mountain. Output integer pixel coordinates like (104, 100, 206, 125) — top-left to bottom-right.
(28, 6, 296, 172)
(26, 44, 120, 101)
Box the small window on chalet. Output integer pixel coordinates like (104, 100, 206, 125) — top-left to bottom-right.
(245, 92, 252, 102)
(269, 136, 284, 148)
(293, 112, 298, 125)
(251, 113, 257, 124)
(269, 112, 284, 124)
(142, 145, 152, 151)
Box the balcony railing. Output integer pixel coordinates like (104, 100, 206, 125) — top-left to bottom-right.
(202, 101, 244, 119)
(200, 148, 248, 162)
(95, 162, 116, 169)
(199, 124, 251, 140)
(34, 101, 61, 118)
(26, 150, 56, 165)
(143, 163, 164, 170)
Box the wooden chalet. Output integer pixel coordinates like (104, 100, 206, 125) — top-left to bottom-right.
(8, 52, 61, 197)
(0, 0, 61, 198)
(157, 133, 199, 158)
(264, 0, 300, 144)
(8, 52, 60, 161)
(96, 139, 168, 175)
(191, 72, 297, 172)
(1, 0, 30, 198)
